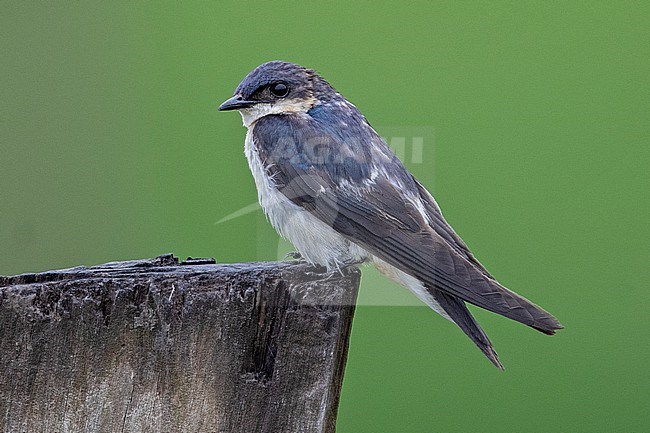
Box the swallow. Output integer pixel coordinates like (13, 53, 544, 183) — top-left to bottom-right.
(219, 61, 562, 369)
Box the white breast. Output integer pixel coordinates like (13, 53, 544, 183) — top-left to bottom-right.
(244, 128, 369, 270)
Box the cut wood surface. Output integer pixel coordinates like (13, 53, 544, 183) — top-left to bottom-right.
(0, 254, 361, 433)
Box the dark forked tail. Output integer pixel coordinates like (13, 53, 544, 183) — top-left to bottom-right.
(432, 287, 504, 369)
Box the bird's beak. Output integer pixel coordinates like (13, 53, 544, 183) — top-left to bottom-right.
(218, 94, 256, 111)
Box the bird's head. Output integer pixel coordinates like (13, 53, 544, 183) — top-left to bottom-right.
(219, 61, 336, 127)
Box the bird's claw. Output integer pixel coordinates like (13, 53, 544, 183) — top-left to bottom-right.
(284, 251, 302, 260)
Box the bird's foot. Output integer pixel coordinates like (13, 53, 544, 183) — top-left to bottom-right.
(339, 258, 366, 271)
(284, 251, 303, 260)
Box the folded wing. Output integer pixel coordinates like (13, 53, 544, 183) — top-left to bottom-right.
(253, 113, 563, 335)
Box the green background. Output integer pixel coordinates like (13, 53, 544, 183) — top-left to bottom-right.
(2, 2, 648, 432)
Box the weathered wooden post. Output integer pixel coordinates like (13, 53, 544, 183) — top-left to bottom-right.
(0, 254, 360, 433)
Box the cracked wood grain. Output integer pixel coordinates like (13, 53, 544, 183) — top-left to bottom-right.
(0, 254, 360, 433)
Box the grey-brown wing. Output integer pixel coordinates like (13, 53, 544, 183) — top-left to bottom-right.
(253, 114, 562, 334)
(276, 166, 561, 334)
(412, 178, 494, 279)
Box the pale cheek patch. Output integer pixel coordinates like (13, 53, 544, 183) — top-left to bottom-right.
(239, 97, 316, 128)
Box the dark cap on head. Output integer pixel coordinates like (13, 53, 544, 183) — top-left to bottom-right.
(219, 61, 338, 111)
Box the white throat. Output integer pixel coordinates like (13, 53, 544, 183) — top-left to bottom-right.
(237, 97, 316, 128)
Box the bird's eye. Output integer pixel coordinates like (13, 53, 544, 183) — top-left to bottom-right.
(269, 82, 289, 97)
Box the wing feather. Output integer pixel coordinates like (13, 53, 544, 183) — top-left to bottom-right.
(253, 113, 562, 334)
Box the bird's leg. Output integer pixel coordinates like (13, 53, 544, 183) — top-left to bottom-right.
(285, 252, 366, 276)
(339, 258, 367, 270)
(284, 251, 328, 273)
(331, 257, 369, 276)
(284, 251, 303, 260)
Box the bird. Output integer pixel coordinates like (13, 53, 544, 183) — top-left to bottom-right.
(218, 61, 562, 369)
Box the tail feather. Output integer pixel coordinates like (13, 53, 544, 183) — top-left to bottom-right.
(432, 288, 504, 370)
